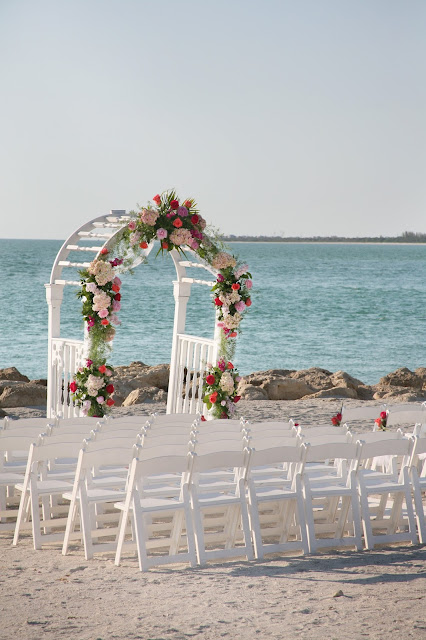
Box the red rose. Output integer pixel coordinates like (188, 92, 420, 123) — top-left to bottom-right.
(214, 297, 223, 306)
(229, 331, 237, 337)
(106, 384, 114, 394)
(101, 319, 109, 326)
(336, 412, 342, 421)
(100, 247, 108, 255)
(69, 381, 77, 393)
(153, 194, 161, 205)
(231, 283, 240, 291)
(114, 293, 121, 301)
(184, 200, 192, 208)
(206, 374, 215, 385)
(191, 214, 199, 224)
(331, 416, 339, 426)
(112, 284, 120, 293)
(245, 298, 252, 307)
(140, 241, 148, 249)
(209, 392, 218, 403)
(220, 412, 229, 419)
(380, 411, 387, 420)
(162, 241, 169, 249)
(173, 218, 183, 228)
(170, 200, 179, 210)
(201, 415, 207, 422)
(233, 395, 241, 403)
(98, 365, 106, 374)
(106, 398, 115, 407)
(227, 362, 234, 369)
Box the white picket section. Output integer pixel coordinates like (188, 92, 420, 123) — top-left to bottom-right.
(167, 334, 217, 416)
(49, 339, 85, 419)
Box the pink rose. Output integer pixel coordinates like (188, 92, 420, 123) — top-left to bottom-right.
(245, 279, 253, 289)
(96, 396, 105, 404)
(156, 228, 168, 239)
(235, 301, 246, 312)
(113, 276, 122, 286)
(112, 300, 121, 311)
(128, 221, 136, 231)
(98, 309, 109, 318)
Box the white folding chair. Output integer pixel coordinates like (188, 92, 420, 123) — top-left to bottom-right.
(341, 405, 386, 430)
(0, 434, 44, 531)
(62, 443, 134, 559)
(13, 440, 84, 548)
(356, 435, 417, 549)
(302, 441, 363, 553)
(187, 445, 254, 565)
(246, 442, 309, 559)
(114, 448, 197, 571)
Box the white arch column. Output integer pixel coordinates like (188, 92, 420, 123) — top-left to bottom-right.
(167, 279, 192, 413)
(45, 283, 64, 418)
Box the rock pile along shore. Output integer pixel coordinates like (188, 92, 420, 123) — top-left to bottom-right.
(1, 363, 426, 415)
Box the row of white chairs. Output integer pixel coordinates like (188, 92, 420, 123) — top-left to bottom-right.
(1, 414, 425, 571)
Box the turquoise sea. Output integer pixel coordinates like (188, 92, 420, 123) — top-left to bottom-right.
(1, 239, 425, 384)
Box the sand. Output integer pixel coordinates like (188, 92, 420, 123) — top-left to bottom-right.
(1, 398, 425, 640)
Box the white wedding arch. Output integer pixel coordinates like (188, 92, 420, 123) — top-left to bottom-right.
(46, 206, 246, 419)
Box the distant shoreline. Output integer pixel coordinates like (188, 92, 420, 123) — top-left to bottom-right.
(223, 233, 426, 244)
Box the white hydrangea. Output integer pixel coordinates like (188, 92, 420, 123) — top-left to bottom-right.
(86, 374, 105, 397)
(88, 260, 115, 286)
(92, 292, 111, 312)
(219, 372, 235, 394)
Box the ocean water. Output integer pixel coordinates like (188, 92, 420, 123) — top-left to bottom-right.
(1, 239, 425, 384)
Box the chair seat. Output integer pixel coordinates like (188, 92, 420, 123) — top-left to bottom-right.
(196, 492, 244, 507)
(309, 481, 352, 496)
(252, 486, 298, 501)
(16, 480, 73, 494)
(0, 472, 24, 485)
(115, 496, 185, 512)
(63, 488, 126, 502)
(360, 477, 406, 493)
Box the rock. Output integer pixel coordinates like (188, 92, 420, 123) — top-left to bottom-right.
(307, 386, 358, 400)
(379, 367, 423, 390)
(30, 379, 47, 386)
(237, 383, 269, 401)
(0, 408, 7, 418)
(0, 367, 30, 382)
(333, 589, 344, 598)
(262, 377, 314, 400)
(373, 386, 426, 401)
(0, 383, 47, 408)
(122, 387, 167, 406)
(290, 368, 334, 391)
(330, 370, 365, 390)
(356, 385, 375, 400)
(241, 370, 295, 387)
(414, 368, 426, 384)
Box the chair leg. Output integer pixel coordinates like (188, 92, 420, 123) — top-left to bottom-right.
(411, 469, 426, 544)
(303, 483, 317, 553)
(12, 491, 29, 546)
(62, 498, 79, 556)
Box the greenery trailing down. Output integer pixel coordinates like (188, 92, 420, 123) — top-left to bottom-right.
(70, 189, 253, 418)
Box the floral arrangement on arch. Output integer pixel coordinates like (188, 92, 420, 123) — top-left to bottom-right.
(202, 358, 241, 419)
(71, 190, 252, 417)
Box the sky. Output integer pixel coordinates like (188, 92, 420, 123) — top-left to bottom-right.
(1, 0, 425, 239)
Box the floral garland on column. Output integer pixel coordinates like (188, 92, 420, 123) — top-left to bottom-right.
(71, 190, 252, 418)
